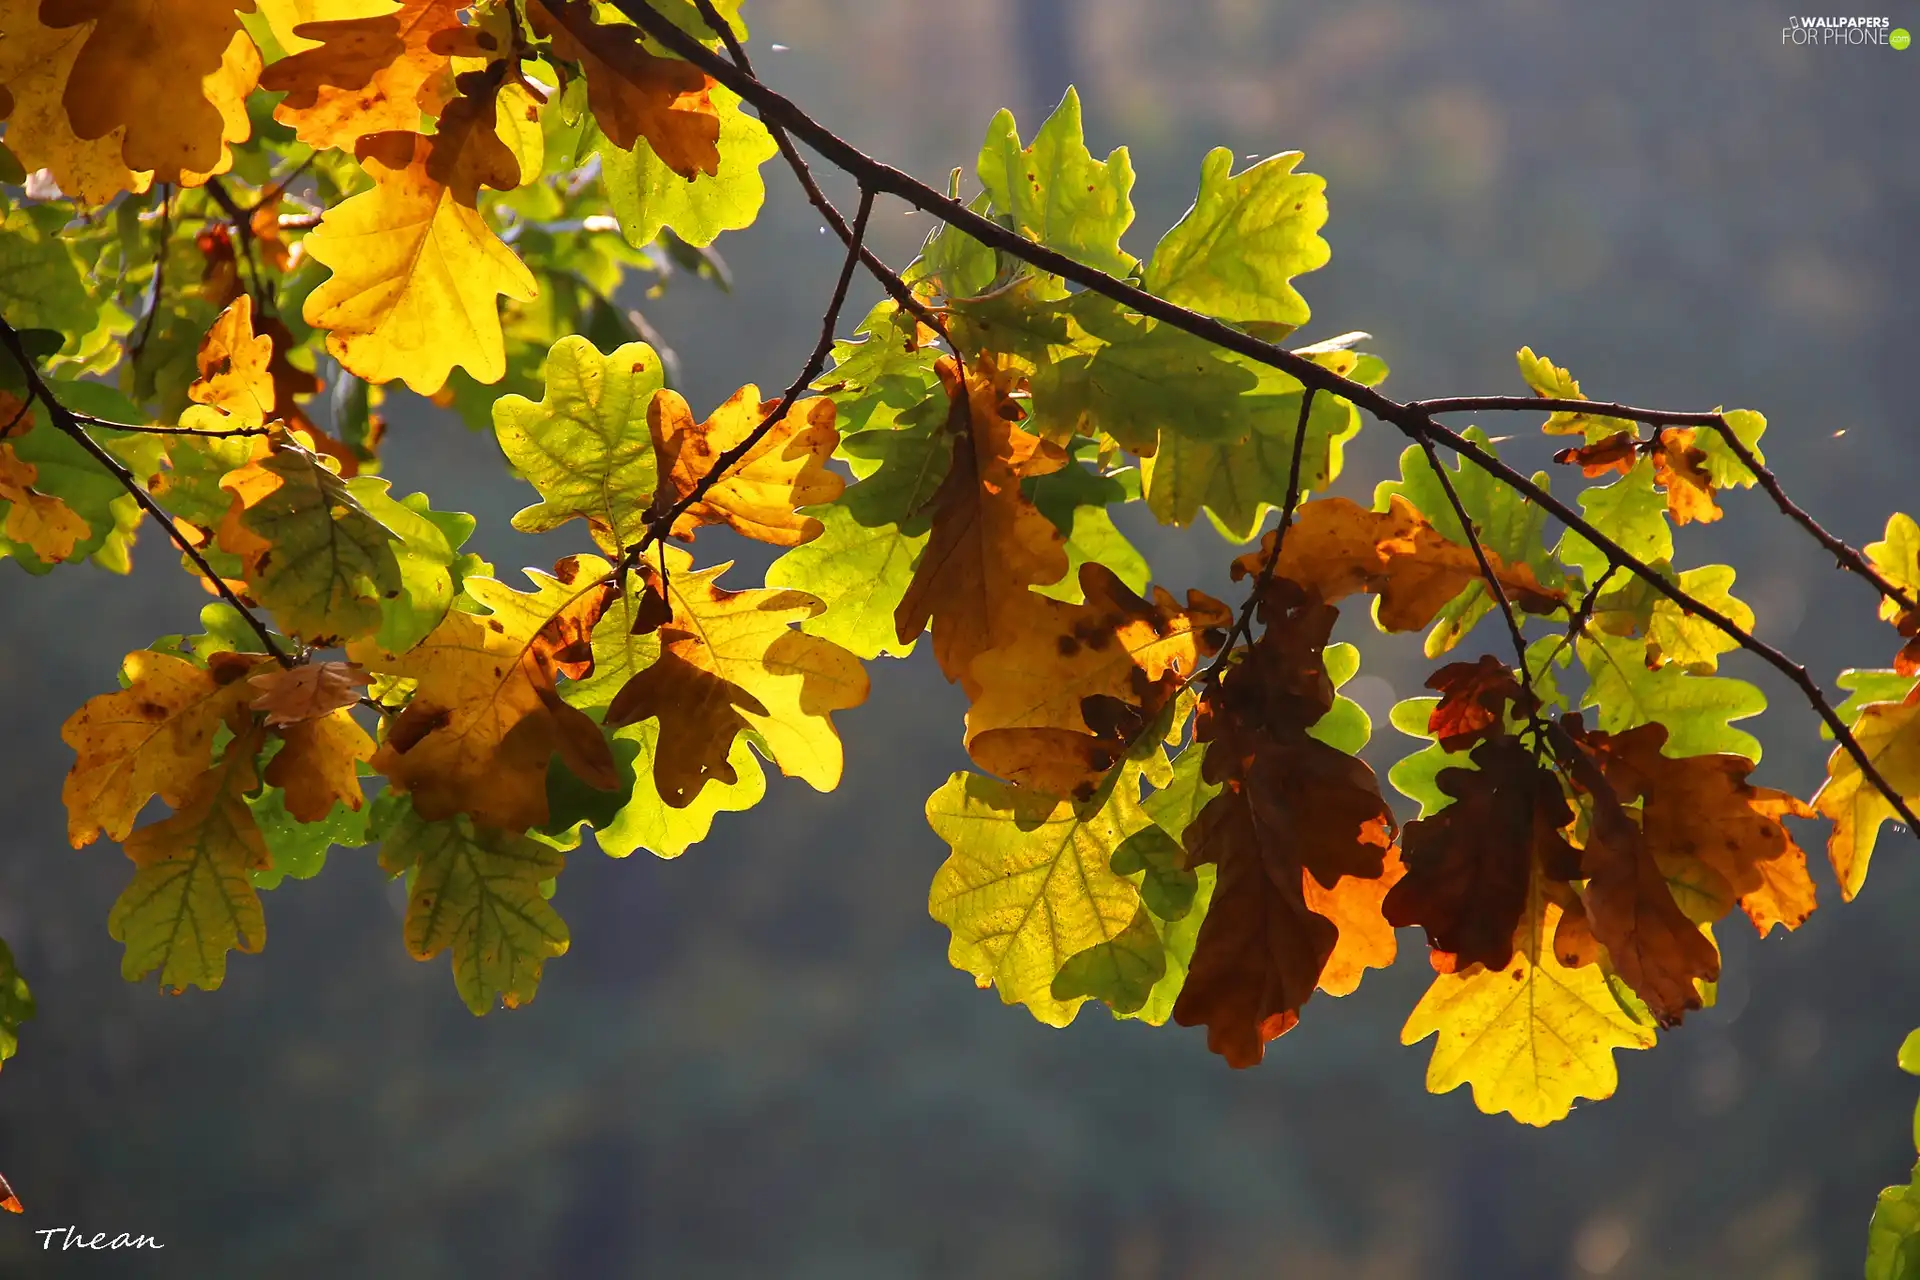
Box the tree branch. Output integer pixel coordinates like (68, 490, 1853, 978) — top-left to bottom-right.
(611, 0, 1919, 835)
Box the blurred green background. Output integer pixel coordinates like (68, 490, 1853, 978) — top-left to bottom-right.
(2, 1, 1918, 1275)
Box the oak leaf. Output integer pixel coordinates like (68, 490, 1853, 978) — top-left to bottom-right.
(217, 442, 405, 644)
(648, 386, 844, 546)
(248, 661, 370, 727)
(604, 546, 869, 806)
(353, 557, 620, 831)
(0, 443, 90, 563)
(62, 650, 265, 847)
(927, 766, 1157, 1026)
(377, 799, 569, 1014)
(301, 132, 538, 393)
(1650, 427, 1721, 526)
(1402, 898, 1656, 1127)
(1382, 737, 1580, 972)
(1173, 581, 1396, 1065)
(894, 354, 1071, 689)
(108, 731, 272, 992)
(529, 0, 719, 179)
(36, 0, 257, 179)
(265, 708, 374, 823)
(1235, 495, 1565, 631)
(187, 296, 276, 428)
(258, 0, 465, 151)
(0, 0, 150, 202)
(1812, 684, 1920, 901)
(964, 562, 1230, 797)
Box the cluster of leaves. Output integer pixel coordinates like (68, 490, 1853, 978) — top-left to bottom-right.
(2, 0, 1918, 1191)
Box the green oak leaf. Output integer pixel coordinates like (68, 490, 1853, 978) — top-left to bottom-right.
(0, 383, 162, 574)
(765, 419, 951, 659)
(1143, 147, 1329, 331)
(1027, 293, 1260, 453)
(1123, 744, 1222, 1025)
(927, 762, 1158, 1026)
(1515, 346, 1635, 442)
(597, 81, 776, 248)
(1143, 348, 1370, 539)
(248, 787, 370, 891)
(493, 335, 666, 553)
(0, 937, 33, 1064)
(224, 445, 404, 644)
(1829, 669, 1920, 735)
(1594, 562, 1753, 671)
(1698, 408, 1767, 489)
(1869, 1161, 1920, 1280)
(1310, 641, 1373, 756)
(0, 205, 95, 339)
(377, 799, 569, 1015)
(1579, 630, 1765, 760)
(1027, 455, 1148, 604)
(975, 86, 1136, 280)
(1556, 457, 1672, 584)
(347, 479, 486, 654)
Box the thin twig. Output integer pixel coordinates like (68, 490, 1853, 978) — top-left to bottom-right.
(70, 413, 273, 439)
(0, 314, 290, 665)
(129, 184, 174, 369)
(611, 0, 1920, 836)
(1198, 387, 1318, 687)
(615, 185, 879, 582)
(684, 0, 957, 356)
(1417, 395, 1919, 618)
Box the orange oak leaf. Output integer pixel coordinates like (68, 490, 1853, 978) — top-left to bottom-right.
(1383, 736, 1582, 972)
(1425, 654, 1538, 751)
(1173, 580, 1396, 1066)
(61, 650, 266, 847)
(423, 64, 526, 204)
(1558, 737, 1718, 1027)
(259, 0, 466, 151)
(188, 295, 276, 428)
(964, 562, 1231, 798)
(604, 546, 869, 806)
(351, 558, 620, 831)
(648, 387, 844, 546)
(528, 0, 719, 178)
(36, 0, 257, 178)
(0, 1171, 19, 1214)
(265, 706, 374, 822)
(1571, 721, 1818, 938)
(248, 661, 371, 726)
(1552, 432, 1639, 477)
(0, 444, 90, 563)
(894, 354, 1071, 691)
(1306, 842, 1407, 997)
(1651, 427, 1721, 526)
(1234, 495, 1565, 630)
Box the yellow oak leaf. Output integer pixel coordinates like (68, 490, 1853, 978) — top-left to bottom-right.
(604, 545, 869, 807)
(1401, 899, 1656, 1127)
(352, 557, 619, 832)
(109, 731, 272, 992)
(188, 296, 276, 428)
(35, 0, 257, 180)
(61, 650, 266, 847)
(0, 444, 90, 563)
(894, 353, 1070, 692)
(926, 767, 1156, 1027)
(1813, 686, 1920, 901)
(0, 0, 150, 202)
(301, 132, 538, 394)
(964, 562, 1231, 798)
(528, 0, 719, 178)
(649, 386, 843, 547)
(265, 708, 374, 822)
(258, 0, 464, 151)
